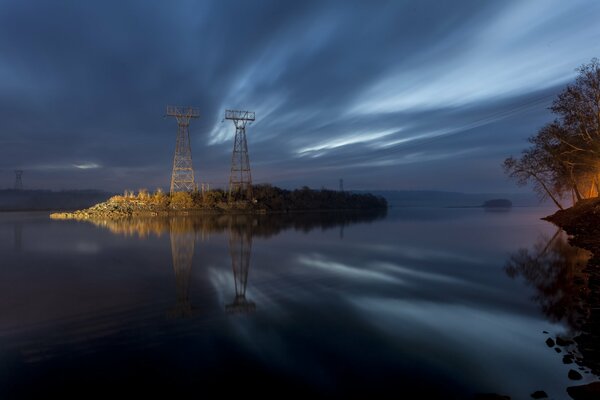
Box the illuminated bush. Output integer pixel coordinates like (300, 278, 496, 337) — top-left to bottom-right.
(170, 192, 194, 209)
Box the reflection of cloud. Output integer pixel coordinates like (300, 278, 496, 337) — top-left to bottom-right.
(347, 297, 574, 397)
(357, 244, 484, 265)
(372, 262, 465, 285)
(298, 255, 404, 284)
(74, 241, 100, 253)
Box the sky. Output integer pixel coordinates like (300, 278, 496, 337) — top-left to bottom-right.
(0, 0, 599, 193)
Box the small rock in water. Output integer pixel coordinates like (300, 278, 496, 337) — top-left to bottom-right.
(568, 369, 583, 380)
(530, 390, 547, 399)
(545, 338, 555, 347)
(542, 330, 548, 334)
(567, 382, 600, 399)
(563, 355, 574, 364)
(556, 337, 573, 346)
(554, 347, 562, 353)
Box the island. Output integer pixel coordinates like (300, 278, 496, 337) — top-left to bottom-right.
(482, 199, 512, 209)
(50, 185, 388, 219)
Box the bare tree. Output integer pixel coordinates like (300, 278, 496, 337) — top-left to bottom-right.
(505, 58, 600, 208)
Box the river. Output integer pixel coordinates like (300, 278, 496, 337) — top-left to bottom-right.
(0, 207, 596, 398)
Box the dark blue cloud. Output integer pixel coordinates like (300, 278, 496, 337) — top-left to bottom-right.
(0, 0, 598, 192)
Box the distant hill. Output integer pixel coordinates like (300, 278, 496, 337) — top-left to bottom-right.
(357, 190, 540, 208)
(0, 189, 113, 211)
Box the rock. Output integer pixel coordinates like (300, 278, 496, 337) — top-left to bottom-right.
(543, 330, 549, 334)
(567, 382, 600, 399)
(545, 338, 555, 347)
(569, 369, 583, 380)
(530, 390, 547, 399)
(555, 347, 562, 353)
(556, 337, 574, 346)
(563, 355, 574, 364)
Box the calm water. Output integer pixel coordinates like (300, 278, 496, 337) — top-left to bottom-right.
(0, 208, 597, 398)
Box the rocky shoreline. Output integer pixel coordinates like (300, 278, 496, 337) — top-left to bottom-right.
(544, 198, 600, 250)
(543, 199, 600, 399)
(49, 199, 236, 220)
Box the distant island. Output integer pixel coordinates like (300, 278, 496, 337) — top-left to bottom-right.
(482, 199, 512, 208)
(362, 190, 535, 208)
(50, 185, 387, 219)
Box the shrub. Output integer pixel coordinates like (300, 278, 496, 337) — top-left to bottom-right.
(170, 192, 194, 209)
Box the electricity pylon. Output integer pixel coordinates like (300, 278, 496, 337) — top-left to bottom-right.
(166, 105, 199, 194)
(14, 170, 23, 190)
(225, 109, 254, 201)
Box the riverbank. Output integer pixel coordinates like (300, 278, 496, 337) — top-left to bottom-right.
(544, 198, 600, 249)
(50, 186, 388, 220)
(544, 199, 600, 398)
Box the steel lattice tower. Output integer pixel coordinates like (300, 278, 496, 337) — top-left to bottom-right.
(225, 109, 255, 201)
(166, 106, 199, 194)
(14, 170, 23, 190)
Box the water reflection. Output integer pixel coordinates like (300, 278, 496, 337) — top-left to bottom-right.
(82, 210, 387, 319)
(14, 222, 22, 251)
(2, 208, 588, 398)
(505, 230, 600, 378)
(83, 209, 386, 238)
(168, 218, 196, 318)
(226, 220, 255, 314)
(505, 229, 591, 329)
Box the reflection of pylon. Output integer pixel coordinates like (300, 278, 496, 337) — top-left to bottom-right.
(14, 170, 23, 190)
(14, 223, 22, 252)
(225, 109, 254, 201)
(166, 106, 199, 194)
(226, 224, 255, 314)
(168, 218, 196, 318)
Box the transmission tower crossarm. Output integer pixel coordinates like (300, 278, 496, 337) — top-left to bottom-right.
(166, 105, 200, 118)
(225, 109, 255, 121)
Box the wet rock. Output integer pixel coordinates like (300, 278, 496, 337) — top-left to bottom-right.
(563, 355, 574, 364)
(567, 382, 600, 399)
(569, 369, 583, 380)
(530, 390, 547, 399)
(543, 330, 549, 334)
(556, 337, 574, 346)
(555, 347, 562, 353)
(545, 338, 555, 347)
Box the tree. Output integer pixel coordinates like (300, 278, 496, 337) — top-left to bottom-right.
(505, 59, 600, 207)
